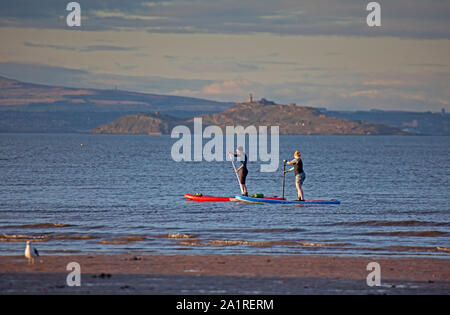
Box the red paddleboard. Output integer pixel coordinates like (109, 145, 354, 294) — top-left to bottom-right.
(184, 193, 233, 202)
(184, 193, 285, 202)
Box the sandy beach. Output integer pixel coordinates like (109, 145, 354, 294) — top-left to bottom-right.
(0, 254, 448, 294)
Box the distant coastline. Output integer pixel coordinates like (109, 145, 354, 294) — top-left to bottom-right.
(1, 76, 448, 135)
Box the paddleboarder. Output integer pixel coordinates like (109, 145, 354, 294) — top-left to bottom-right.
(284, 150, 306, 201)
(229, 146, 248, 196)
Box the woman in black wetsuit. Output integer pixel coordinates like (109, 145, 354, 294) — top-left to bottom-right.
(230, 146, 248, 196)
(284, 150, 306, 201)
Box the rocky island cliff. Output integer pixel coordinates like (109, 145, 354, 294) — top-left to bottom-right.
(91, 98, 408, 135)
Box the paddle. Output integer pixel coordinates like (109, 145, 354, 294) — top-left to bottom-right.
(282, 160, 287, 199)
(229, 152, 245, 195)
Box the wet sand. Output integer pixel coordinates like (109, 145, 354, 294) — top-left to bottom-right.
(0, 254, 448, 294)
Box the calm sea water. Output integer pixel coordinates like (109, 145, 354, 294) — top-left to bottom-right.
(0, 134, 449, 257)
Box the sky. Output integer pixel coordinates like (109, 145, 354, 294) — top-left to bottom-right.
(0, 0, 449, 112)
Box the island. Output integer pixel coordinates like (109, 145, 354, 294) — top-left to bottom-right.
(91, 97, 409, 135)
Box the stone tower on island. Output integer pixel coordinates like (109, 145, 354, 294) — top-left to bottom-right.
(246, 94, 276, 106)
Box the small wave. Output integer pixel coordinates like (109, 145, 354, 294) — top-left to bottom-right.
(0, 234, 48, 242)
(52, 234, 98, 240)
(209, 240, 273, 247)
(176, 239, 347, 248)
(79, 225, 105, 230)
(0, 222, 74, 229)
(99, 235, 147, 245)
(335, 220, 450, 227)
(367, 231, 450, 237)
(177, 240, 273, 247)
(44, 249, 82, 254)
(0, 233, 97, 242)
(436, 246, 450, 253)
(249, 228, 304, 233)
(177, 239, 295, 248)
(384, 246, 450, 253)
(298, 241, 348, 247)
(202, 228, 303, 234)
(177, 240, 207, 247)
(155, 233, 198, 239)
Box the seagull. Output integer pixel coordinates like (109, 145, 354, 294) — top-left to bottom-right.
(25, 241, 39, 264)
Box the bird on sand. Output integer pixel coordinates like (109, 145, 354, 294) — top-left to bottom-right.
(25, 241, 39, 264)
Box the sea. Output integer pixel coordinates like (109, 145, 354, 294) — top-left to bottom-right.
(0, 134, 449, 258)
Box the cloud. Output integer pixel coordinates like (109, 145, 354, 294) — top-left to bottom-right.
(0, 61, 91, 91)
(0, 0, 449, 38)
(165, 70, 450, 112)
(23, 41, 76, 51)
(23, 41, 140, 52)
(79, 45, 140, 52)
(91, 10, 169, 21)
(1, 60, 448, 113)
(169, 78, 262, 102)
(407, 63, 449, 68)
(347, 89, 381, 98)
(274, 88, 295, 96)
(202, 79, 252, 95)
(179, 60, 260, 73)
(163, 55, 261, 73)
(0, 61, 211, 93)
(363, 79, 409, 87)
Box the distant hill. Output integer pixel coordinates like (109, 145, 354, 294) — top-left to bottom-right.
(324, 109, 450, 135)
(0, 76, 233, 133)
(1, 76, 447, 134)
(92, 99, 408, 135)
(91, 112, 183, 135)
(0, 76, 233, 114)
